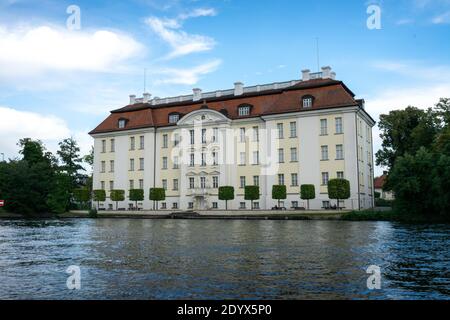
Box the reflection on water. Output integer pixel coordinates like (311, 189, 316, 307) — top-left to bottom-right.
(0, 219, 448, 300)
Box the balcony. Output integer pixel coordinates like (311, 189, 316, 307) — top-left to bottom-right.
(188, 187, 213, 197)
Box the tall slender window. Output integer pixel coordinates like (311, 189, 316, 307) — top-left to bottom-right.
(162, 180, 167, 190)
(139, 136, 144, 149)
(278, 149, 284, 163)
(321, 146, 329, 161)
(190, 130, 195, 145)
(290, 148, 298, 162)
(253, 176, 260, 186)
(320, 119, 328, 135)
(202, 129, 207, 144)
(163, 134, 168, 148)
(139, 158, 144, 171)
(173, 156, 179, 169)
(200, 177, 206, 189)
(253, 126, 259, 142)
(278, 174, 285, 185)
(189, 177, 195, 189)
(277, 123, 284, 139)
(201, 153, 206, 167)
(291, 173, 298, 187)
(190, 153, 195, 167)
(139, 179, 144, 189)
(130, 137, 135, 150)
(335, 117, 343, 134)
(213, 176, 219, 189)
(109, 181, 114, 190)
(129, 159, 135, 171)
(253, 151, 259, 165)
(212, 152, 218, 166)
(322, 172, 329, 185)
(240, 128, 246, 143)
(101, 161, 105, 173)
(212, 128, 219, 143)
(101, 140, 106, 153)
(110, 139, 115, 152)
(240, 152, 246, 166)
(173, 179, 179, 191)
(162, 157, 168, 169)
(129, 180, 134, 190)
(290, 122, 297, 138)
(240, 176, 246, 188)
(110, 160, 115, 173)
(336, 145, 344, 160)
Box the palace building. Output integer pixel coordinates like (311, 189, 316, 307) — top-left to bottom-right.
(89, 66, 376, 211)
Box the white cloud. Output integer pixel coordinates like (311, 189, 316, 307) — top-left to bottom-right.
(0, 106, 92, 161)
(432, 11, 450, 23)
(146, 8, 217, 59)
(0, 25, 144, 80)
(151, 59, 222, 85)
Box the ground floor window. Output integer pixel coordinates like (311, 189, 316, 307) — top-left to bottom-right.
(212, 202, 218, 209)
(240, 202, 246, 209)
(161, 202, 167, 209)
(188, 202, 194, 209)
(173, 203, 178, 209)
(108, 204, 113, 210)
(253, 202, 260, 209)
(322, 201, 330, 209)
(291, 201, 298, 208)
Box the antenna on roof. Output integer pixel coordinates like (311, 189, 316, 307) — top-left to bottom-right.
(316, 37, 320, 73)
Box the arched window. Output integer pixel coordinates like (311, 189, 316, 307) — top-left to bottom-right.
(168, 113, 181, 124)
(238, 104, 253, 117)
(302, 95, 314, 108)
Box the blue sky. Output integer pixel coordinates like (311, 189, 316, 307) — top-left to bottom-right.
(0, 0, 449, 175)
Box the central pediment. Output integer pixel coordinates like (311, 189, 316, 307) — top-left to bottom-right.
(177, 109, 231, 126)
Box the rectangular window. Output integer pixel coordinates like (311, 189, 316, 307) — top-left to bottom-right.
(322, 172, 329, 186)
(200, 177, 206, 189)
(253, 202, 260, 210)
(292, 201, 299, 208)
(162, 179, 167, 190)
(162, 157, 168, 170)
(253, 126, 259, 142)
(139, 158, 144, 171)
(212, 202, 218, 209)
(202, 129, 207, 144)
(129, 180, 134, 190)
(277, 123, 284, 139)
(253, 151, 259, 165)
(253, 176, 260, 186)
(139, 179, 144, 189)
(213, 176, 219, 189)
(174, 133, 180, 147)
(130, 137, 135, 150)
(321, 146, 329, 161)
(201, 153, 206, 166)
(240, 128, 246, 143)
(291, 173, 298, 187)
(188, 202, 194, 209)
(139, 136, 144, 149)
(335, 117, 343, 134)
(173, 156, 179, 169)
(110, 160, 115, 173)
(129, 159, 135, 171)
(213, 128, 219, 143)
(240, 176, 246, 189)
(322, 201, 330, 209)
(336, 144, 344, 160)
(101, 181, 105, 190)
(190, 153, 195, 167)
(290, 122, 297, 138)
(109, 181, 114, 191)
(173, 203, 178, 209)
(239, 106, 250, 116)
(110, 139, 115, 152)
(240, 202, 246, 209)
(337, 171, 344, 179)
(303, 97, 313, 108)
(101, 140, 106, 153)
(189, 177, 195, 189)
(173, 179, 179, 191)
(320, 119, 328, 135)
(161, 203, 167, 210)
(190, 130, 195, 145)
(101, 161, 105, 173)
(278, 174, 285, 186)
(240, 152, 246, 166)
(278, 148, 284, 163)
(212, 152, 218, 166)
(169, 114, 179, 124)
(290, 148, 298, 162)
(163, 134, 168, 148)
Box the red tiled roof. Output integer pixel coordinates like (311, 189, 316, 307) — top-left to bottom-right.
(374, 175, 387, 189)
(89, 79, 362, 135)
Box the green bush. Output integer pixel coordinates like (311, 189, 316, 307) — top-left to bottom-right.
(88, 208, 98, 218)
(93, 189, 106, 209)
(129, 189, 144, 209)
(300, 184, 315, 210)
(375, 198, 393, 207)
(218, 186, 234, 210)
(272, 185, 287, 207)
(110, 190, 125, 210)
(150, 188, 165, 210)
(328, 179, 350, 209)
(244, 186, 260, 210)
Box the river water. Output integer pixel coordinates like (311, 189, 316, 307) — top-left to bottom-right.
(0, 219, 448, 300)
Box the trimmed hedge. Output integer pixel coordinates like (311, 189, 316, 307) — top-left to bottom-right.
(272, 185, 287, 207)
(300, 184, 315, 210)
(219, 186, 234, 210)
(245, 186, 260, 210)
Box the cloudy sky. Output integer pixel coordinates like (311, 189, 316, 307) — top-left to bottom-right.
(0, 0, 449, 175)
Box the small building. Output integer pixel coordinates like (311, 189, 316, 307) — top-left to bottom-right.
(374, 172, 395, 200)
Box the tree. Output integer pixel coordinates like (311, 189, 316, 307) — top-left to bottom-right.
(47, 173, 71, 214)
(73, 188, 91, 209)
(300, 184, 315, 210)
(218, 186, 234, 210)
(83, 146, 94, 167)
(376, 107, 438, 172)
(110, 190, 125, 210)
(150, 188, 165, 210)
(328, 179, 350, 210)
(244, 186, 260, 210)
(129, 189, 144, 210)
(93, 190, 106, 209)
(272, 185, 287, 208)
(57, 137, 85, 190)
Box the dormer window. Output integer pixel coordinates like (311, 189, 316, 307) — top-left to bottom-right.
(118, 119, 127, 129)
(169, 113, 180, 124)
(302, 96, 314, 108)
(238, 104, 252, 117)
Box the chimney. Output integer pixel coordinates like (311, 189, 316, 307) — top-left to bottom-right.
(234, 82, 244, 96)
(129, 94, 136, 105)
(143, 93, 152, 103)
(321, 66, 332, 79)
(193, 88, 202, 101)
(302, 69, 311, 81)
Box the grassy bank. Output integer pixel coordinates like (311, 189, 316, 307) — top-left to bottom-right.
(342, 209, 450, 223)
